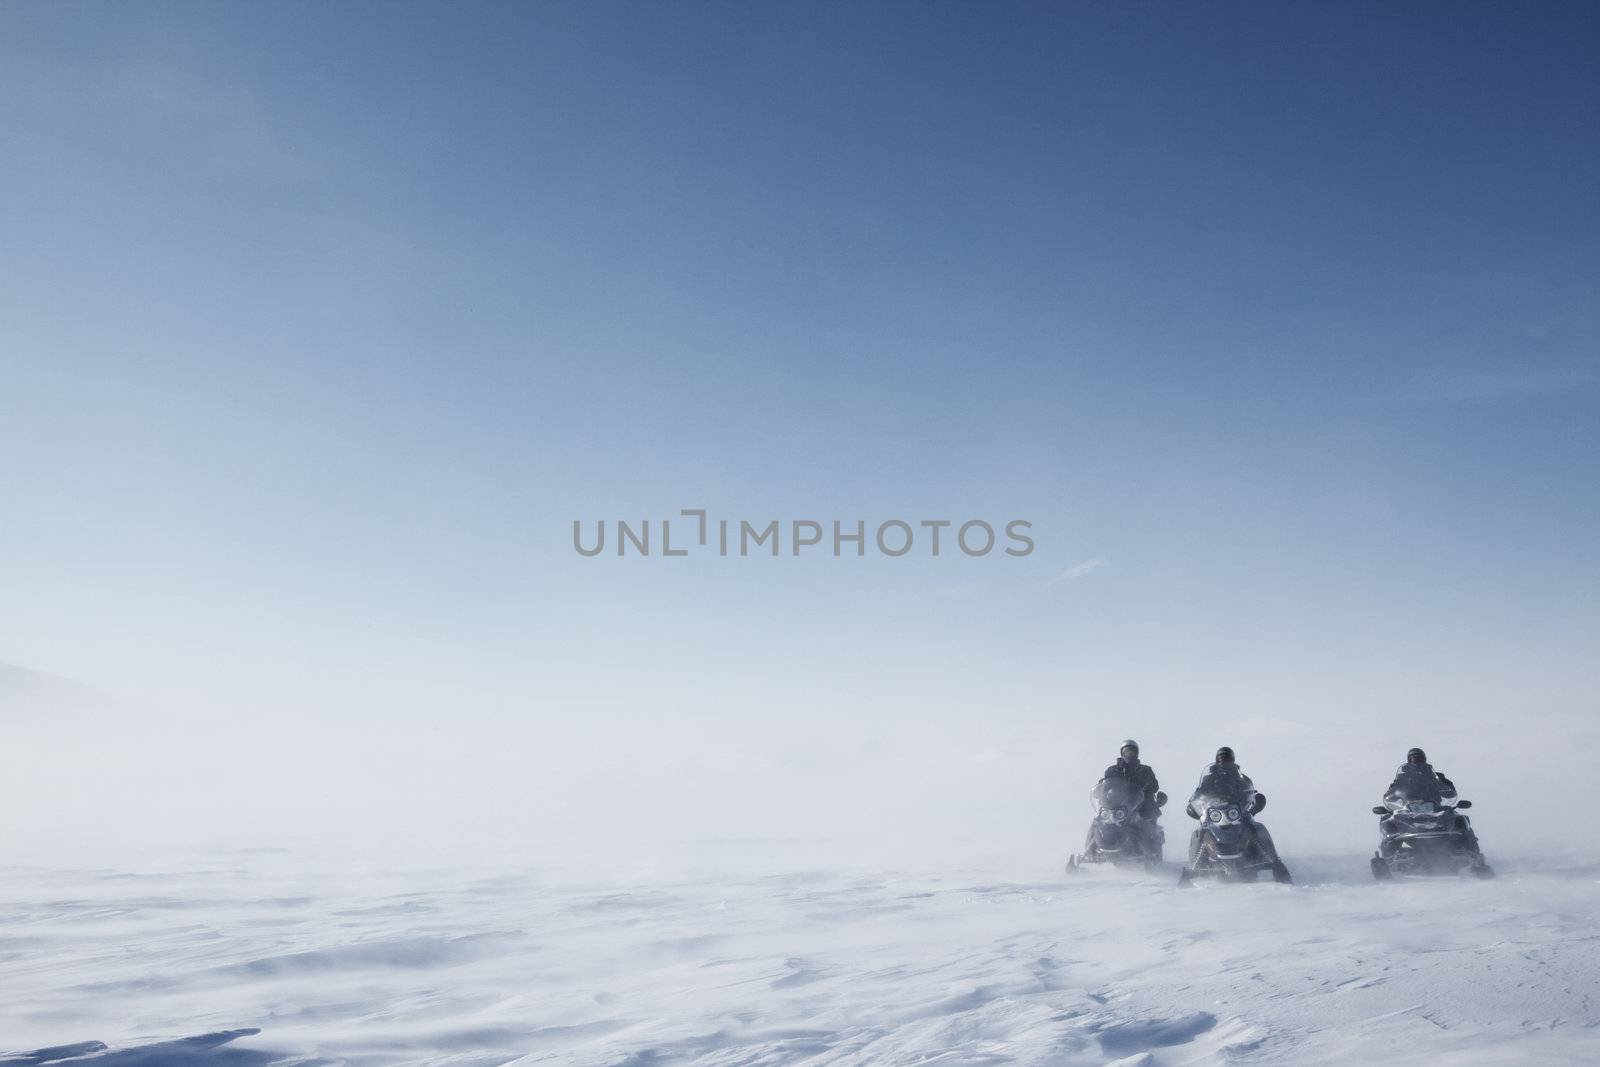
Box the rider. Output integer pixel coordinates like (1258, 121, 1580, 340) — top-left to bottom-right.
(1378, 747, 1483, 860)
(1091, 739, 1165, 860)
(1185, 746, 1283, 869)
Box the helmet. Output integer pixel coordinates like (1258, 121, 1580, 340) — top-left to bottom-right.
(1407, 747, 1427, 764)
(1215, 746, 1235, 765)
(1119, 739, 1139, 758)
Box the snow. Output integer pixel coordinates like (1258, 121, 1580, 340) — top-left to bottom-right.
(3, 848, 1598, 1065)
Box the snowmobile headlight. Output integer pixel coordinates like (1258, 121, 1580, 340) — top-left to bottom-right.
(1113, 807, 1127, 822)
(1208, 808, 1225, 823)
(1226, 807, 1240, 822)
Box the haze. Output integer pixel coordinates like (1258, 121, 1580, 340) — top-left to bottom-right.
(2, 3, 1597, 871)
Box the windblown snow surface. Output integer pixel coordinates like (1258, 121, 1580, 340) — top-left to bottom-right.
(2, 846, 1598, 1066)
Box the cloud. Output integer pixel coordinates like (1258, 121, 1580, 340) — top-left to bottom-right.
(1043, 558, 1105, 588)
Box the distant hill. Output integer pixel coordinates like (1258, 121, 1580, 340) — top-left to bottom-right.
(0, 661, 116, 713)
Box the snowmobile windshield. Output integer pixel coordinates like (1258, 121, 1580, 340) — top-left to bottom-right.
(1388, 770, 1445, 805)
(1091, 778, 1144, 820)
(1194, 768, 1250, 807)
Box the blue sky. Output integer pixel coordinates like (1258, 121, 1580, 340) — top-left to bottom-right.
(2, 3, 1597, 847)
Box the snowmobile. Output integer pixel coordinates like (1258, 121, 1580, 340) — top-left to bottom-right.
(1370, 794, 1494, 880)
(1177, 793, 1291, 886)
(1067, 778, 1166, 873)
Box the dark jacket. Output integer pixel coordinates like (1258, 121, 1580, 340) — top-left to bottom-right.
(1102, 757, 1161, 816)
(1187, 763, 1260, 817)
(1384, 762, 1457, 805)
